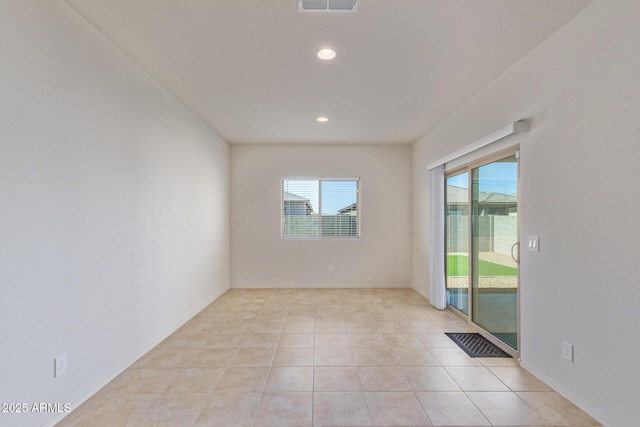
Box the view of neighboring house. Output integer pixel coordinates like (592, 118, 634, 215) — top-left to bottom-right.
(446, 185, 517, 216)
(283, 193, 359, 217)
(283, 191, 314, 215)
(283, 194, 358, 238)
(337, 202, 357, 216)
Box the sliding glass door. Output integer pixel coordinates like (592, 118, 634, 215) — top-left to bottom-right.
(445, 149, 519, 352)
(471, 153, 519, 350)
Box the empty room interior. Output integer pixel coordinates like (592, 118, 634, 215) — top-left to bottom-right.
(1, 0, 639, 426)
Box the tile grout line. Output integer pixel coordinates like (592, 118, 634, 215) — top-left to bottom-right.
(460, 389, 494, 426)
(248, 299, 271, 427)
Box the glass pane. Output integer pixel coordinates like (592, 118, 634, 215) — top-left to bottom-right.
(320, 180, 359, 238)
(283, 179, 320, 237)
(471, 154, 518, 349)
(445, 172, 469, 314)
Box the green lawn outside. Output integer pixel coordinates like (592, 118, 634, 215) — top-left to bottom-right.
(447, 254, 517, 277)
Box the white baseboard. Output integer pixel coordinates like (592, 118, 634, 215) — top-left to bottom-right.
(518, 360, 607, 426)
(411, 285, 429, 301)
(230, 283, 410, 289)
(43, 286, 229, 427)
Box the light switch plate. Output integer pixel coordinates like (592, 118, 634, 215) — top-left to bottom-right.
(527, 236, 539, 252)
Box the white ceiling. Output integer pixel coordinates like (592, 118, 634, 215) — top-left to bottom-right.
(64, 0, 592, 144)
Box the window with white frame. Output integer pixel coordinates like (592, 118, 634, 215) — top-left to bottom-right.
(282, 178, 359, 238)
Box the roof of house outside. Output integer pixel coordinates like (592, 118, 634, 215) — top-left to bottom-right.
(283, 191, 310, 202)
(338, 202, 357, 214)
(446, 185, 516, 204)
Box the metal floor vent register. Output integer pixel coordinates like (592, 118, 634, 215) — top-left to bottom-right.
(298, 0, 358, 12)
(445, 333, 512, 358)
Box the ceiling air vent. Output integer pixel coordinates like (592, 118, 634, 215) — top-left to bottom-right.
(298, 0, 358, 12)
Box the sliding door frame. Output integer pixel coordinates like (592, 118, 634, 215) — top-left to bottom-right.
(444, 146, 521, 358)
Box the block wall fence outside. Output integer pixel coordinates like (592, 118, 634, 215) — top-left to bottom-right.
(446, 215, 517, 255)
(283, 215, 358, 238)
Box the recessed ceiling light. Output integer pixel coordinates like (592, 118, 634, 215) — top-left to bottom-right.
(317, 48, 336, 60)
(317, 116, 329, 122)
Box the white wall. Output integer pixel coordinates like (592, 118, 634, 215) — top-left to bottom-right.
(0, 1, 229, 426)
(231, 144, 411, 288)
(412, 0, 640, 425)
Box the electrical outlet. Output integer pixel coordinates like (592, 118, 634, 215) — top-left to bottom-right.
(562, 341, 573, 362)
(328, 265, 334, 273)
(55, 354, 67, 377)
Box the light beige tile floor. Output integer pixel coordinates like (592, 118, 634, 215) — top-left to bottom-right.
(56, 288, 601, 426)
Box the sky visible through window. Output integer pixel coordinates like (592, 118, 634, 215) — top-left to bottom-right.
(284, 179, 357, 215)
(447, 162, 517, 195)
